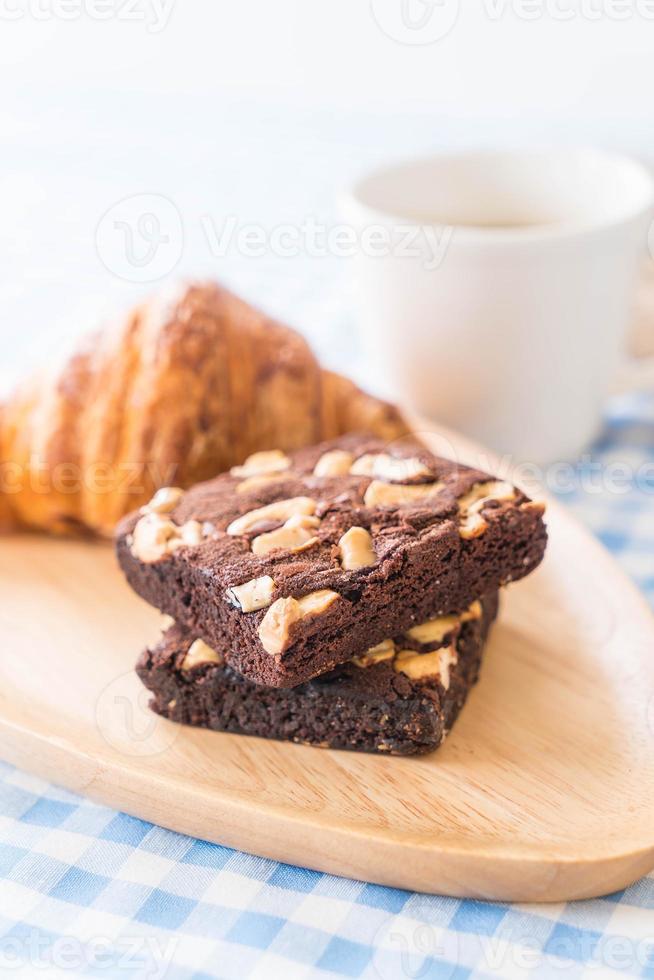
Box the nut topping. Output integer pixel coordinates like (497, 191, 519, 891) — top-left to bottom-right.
(142, 486, 184, 515)
(349, 454, 377, 476)
(257, 598, 296, 655)
(458, 480, 516, 512)
(258, 589, 340, 655)
(351, 453, 433, 483)
(227, 496, 316, 536)
(458, 481, 516, 539)
(180, 520, 204, 546)
(406, 614, 460, 646)
(181, 638, 223, 671)
(407, 600, 482, 645)
(236, 473, 288, 494)
(294, 589, 340, 617)
(285, 514, 321, 529)
(363, 480, 444, 508)
(130, 514, 177, 562)
(230, 450, 291, 478)
(226, 575, 275, 612)
(521, 500, 547, 516)
(459, 513, 487, 539)
(338, 526, 376, 570)
(394, 643, 457, 687)
(251, 522, 319, 556)
(313, 450, 355, 477)
(466, 599, 482, 619)
(352, 638, 395, 668)
(130, 513, 212, 563)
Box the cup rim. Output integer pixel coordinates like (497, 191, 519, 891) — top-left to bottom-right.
(342, 146, 654, 245)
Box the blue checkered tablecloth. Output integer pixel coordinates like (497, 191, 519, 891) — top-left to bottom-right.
(0, 393, 653, 980)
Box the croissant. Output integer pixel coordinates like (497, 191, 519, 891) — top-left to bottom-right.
(0, 281, 407, 537)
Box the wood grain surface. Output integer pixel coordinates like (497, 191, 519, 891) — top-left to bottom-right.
(0, 424, 653, 901)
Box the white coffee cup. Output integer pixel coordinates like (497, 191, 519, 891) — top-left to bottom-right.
(341, 148, 654, 463)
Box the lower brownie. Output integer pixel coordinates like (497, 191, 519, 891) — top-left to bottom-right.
(136, 593, 498, 756)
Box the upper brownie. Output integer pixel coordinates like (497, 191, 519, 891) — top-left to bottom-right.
(116, 433, 546, 687)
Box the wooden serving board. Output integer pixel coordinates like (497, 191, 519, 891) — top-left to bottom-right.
(1, 425, 653, 902)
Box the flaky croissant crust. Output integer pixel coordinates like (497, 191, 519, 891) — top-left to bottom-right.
(0, 281, 407, 536)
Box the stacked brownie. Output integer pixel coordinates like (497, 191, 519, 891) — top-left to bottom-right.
(116, 434, 547, 755)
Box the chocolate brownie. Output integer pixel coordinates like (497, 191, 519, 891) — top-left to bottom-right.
(137, 594, 498, 756)
(116, 433, 546, 688)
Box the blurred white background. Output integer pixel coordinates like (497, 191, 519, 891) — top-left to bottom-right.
(2, 0, 653, 391)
